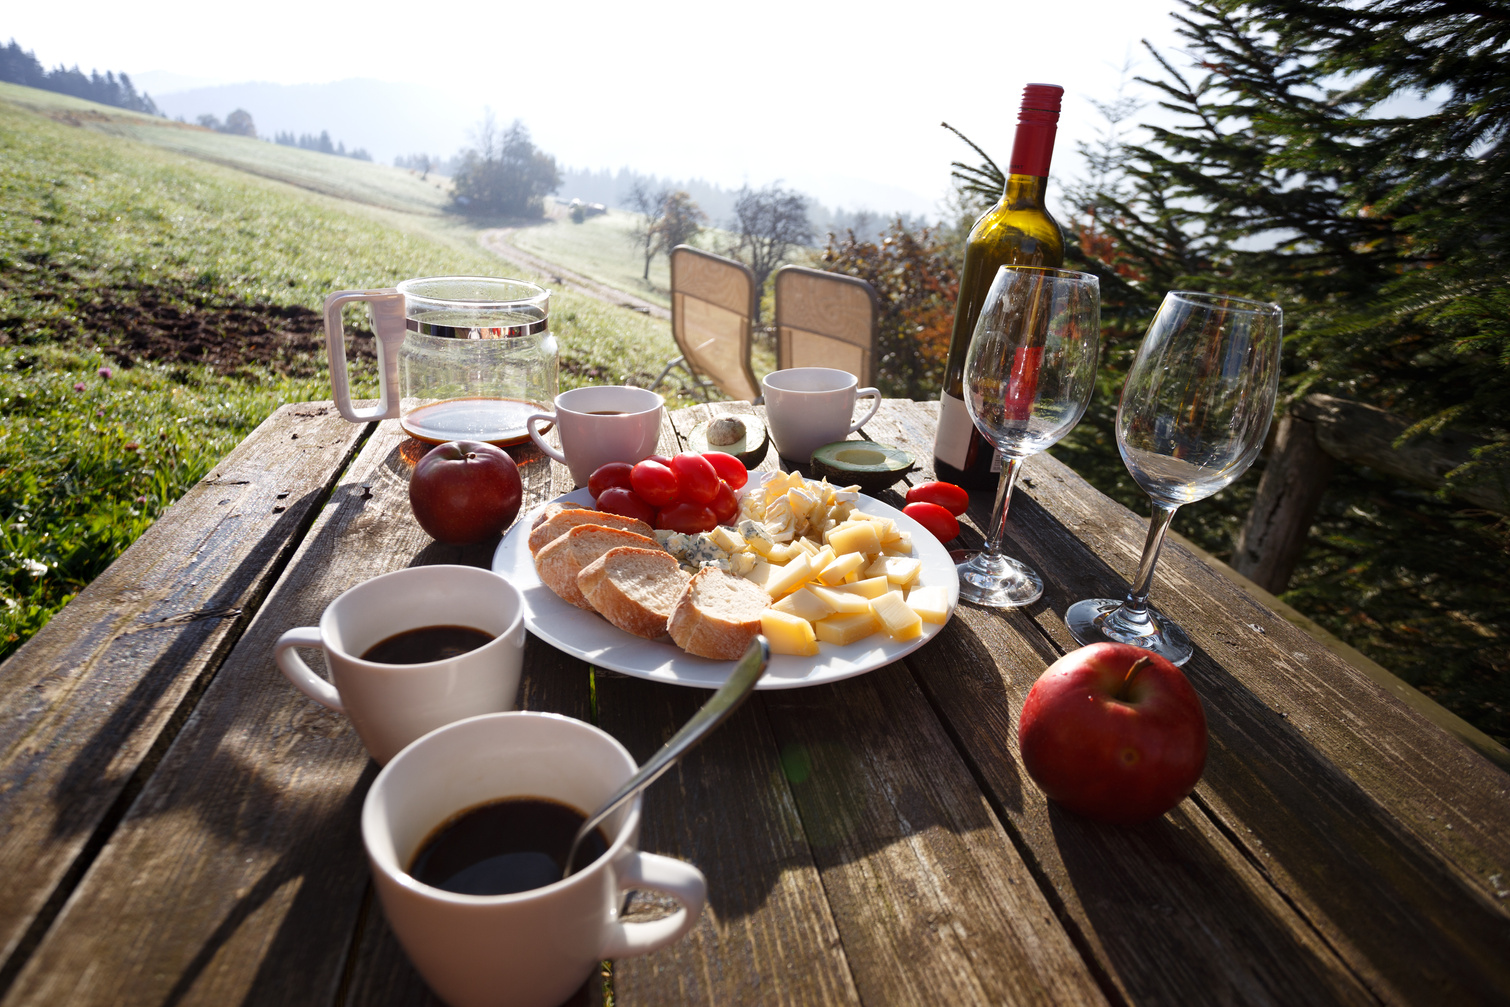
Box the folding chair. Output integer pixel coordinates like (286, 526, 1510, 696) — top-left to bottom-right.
(652, 246, 760, 402)
(773, 265, 880, 388)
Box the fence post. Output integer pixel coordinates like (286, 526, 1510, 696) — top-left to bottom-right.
(1233, 411, 1336, 594)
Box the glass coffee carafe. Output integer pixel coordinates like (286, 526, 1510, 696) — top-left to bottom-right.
(323, 276, 557, 446)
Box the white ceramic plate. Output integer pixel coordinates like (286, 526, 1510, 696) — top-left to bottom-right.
(491, 480, 960, 689)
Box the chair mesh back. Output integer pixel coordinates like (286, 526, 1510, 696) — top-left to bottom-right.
(774, 267, 879, 387)
(670, 247, 759, 401)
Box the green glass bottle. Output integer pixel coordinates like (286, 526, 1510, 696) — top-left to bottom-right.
(934, 83, 1066, 488)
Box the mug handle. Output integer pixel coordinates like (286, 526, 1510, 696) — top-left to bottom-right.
(600, 851, 707, 958)
(526, 412, 568, 465)
(273, 626, 344, 712)
(848, 387, 882, 434)
(323, 289, 405, 423)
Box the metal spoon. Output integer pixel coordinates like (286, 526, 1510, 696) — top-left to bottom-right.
(561, 636, 770, 879)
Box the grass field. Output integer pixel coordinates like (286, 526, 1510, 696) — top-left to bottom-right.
(0, 83, 695, 661)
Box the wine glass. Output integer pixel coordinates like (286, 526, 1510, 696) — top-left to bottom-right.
(1065, 290, 1283, 664)
(957, 266, 1101, 607)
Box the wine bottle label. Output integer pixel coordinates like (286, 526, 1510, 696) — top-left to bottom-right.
(935, 392, 974, 469)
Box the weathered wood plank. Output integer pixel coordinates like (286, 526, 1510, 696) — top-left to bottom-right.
(0, 402, 367, 988)
(997, 448, 1510, 1003)
(1232, 412, 1336, 592)
(0, 419, 554, 1007)
(760, 667, 1109, 1006)
(595, 677, 862, 1007)
(910, 592, 1376, 1005)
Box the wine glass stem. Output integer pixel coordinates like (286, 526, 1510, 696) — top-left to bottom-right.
(984, 451, 1025, 555)
(1122, 501, 1180, 617)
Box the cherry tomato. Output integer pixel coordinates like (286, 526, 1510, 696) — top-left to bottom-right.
(702, 451, 749, 490)
(903, 501, 960, 544)
(670, 452, 719, 505)
(648, 454, 673, 467)
(906, 480, 969, 517)
(709, 480, 739, 524)
(595, 487, 655, 525)
(630, 459, 679, 508)
(656, 501, 718, 534)
(588, 461, 635, 501)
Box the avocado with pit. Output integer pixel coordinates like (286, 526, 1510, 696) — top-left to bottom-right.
(809, 441, 916, 495)
(687, 414, 770, 468)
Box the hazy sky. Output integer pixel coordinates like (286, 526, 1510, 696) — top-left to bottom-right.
(8, 0, 1194, 216)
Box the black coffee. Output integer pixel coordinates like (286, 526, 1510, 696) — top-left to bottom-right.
(361, 625, 494, 665)
(586, 409, 627, 416)
(410, 797, 610, 896)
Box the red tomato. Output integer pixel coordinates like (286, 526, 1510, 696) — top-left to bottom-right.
(670, 452, 719, 505)
(709, 480, 739, 524)
(702, 451, 749, 489)
(648, 454, 673, 467)
(630, 459, 679, 508)
(903, 501, 960, 544)
(906, 481, 969, 517)
(595, 487, 655, 525)
(656, 501, 718, 534)
(587, 461, 635, 501)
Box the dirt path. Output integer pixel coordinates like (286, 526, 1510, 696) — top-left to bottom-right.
(476, 229, 671, 321)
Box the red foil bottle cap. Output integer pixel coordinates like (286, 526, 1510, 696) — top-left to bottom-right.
(1010, 83, 1063, 177)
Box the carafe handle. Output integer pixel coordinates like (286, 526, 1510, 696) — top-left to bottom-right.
(324, 289, 406, 422)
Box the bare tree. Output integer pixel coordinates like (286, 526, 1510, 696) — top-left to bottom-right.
(728, 183, 815, 305)
(627, 181, 670, 280)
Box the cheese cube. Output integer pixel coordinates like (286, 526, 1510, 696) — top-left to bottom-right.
(871, 591, 923, 641)
(760, 609, 820, 656)
(826, 521, 882, 556)
(834, 576, 890, 599)
(818, 552, 867, 586)
(772, 587, 837, 622)
(764, 554, 814, 599)
(863, 555, 923, 588)
(814, 610, 880, 645)
(906, 586, 951, 624)
(807, 584, 873, 615)
(743, 560, 775, 589)
(710, 525, 747, 554)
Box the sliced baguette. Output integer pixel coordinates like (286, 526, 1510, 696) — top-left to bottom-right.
(527, 508, 654, 555)
(536, 525, 659, 610)
(667, 567, 769, 660)
(530, 500, 579, 530)
(577, 547, 690, 640)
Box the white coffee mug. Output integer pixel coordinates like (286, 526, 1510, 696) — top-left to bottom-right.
(364, 711, 707, 1007)
(526, 385, 664, 486)
(761, 367, 882, 463)
(274, 565, 525, 765)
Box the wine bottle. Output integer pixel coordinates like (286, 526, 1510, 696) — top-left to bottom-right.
(934, 83, 1066, 488)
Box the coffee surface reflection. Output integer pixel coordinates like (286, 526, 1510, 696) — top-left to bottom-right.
(409, 797, 610, 896)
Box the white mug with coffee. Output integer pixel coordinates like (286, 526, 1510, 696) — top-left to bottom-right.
(526, 385, 664, 486)
(273, 565, 525, 765)
(761, 366, 882, 463)
(364, 711, 708, 1007)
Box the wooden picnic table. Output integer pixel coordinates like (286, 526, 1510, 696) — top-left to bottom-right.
(0, 398, 1507, 1007)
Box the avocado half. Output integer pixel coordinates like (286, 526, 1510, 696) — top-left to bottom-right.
(687, 414, 770, 468)
(809, 440, 915, 495)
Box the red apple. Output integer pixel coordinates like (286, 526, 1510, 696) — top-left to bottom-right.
(1018, 643, 1207, 826)
(408, 441, 522, 545)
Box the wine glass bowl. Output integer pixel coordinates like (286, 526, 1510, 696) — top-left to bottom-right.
(1066, 291, 1283, 663)
(957, 266, 1100, 608)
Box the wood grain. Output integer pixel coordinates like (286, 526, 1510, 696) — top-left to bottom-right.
(998, 447, 1510, 1003)
(0, 403, 367, 988)
(0, 419, 545, 1007)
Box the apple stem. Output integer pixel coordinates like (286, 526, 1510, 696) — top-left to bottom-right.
(1115, 656, 1153, 702)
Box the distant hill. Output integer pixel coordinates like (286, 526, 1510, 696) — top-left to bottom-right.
(151, 78, 482, 167)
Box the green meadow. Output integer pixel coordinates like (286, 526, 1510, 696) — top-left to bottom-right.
(0, 83, 690, 659)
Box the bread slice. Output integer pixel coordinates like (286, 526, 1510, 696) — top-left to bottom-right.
(667, 568, 770, 660)
(530, 500, 578, 530)
(577, 547, 690, 640)
(536, 525, 659, 610)
(528, 508, 654, 555)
